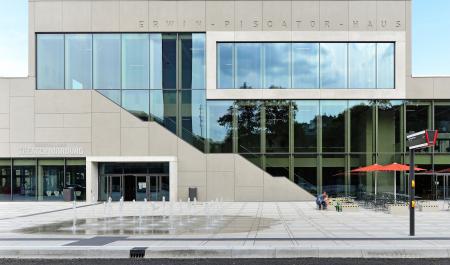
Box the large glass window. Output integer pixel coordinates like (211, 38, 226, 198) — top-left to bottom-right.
(181, 90, 206, 151)
(322, 155, 346, 196)
(181, 34, 205, 89)
(207, 101, 234, 153)
(349, 43, 376, 88)
(12, 159, 37, 201)
(377, 43, 395, 89)
(378, 100, 402, 153)
(235, 43, 262, 89)
(37, 34, 64, 89)
(406, 104, 429, 133)
(265, 155, 290, 178)
(162, 34, 177, 89)
(350, 101, 374, 153)
(435, 105, 450, 153)
(0, 160, 11, 200)
(265, 101, 290, 153)
(65, 159, 86, 201)
(292, 43, 319, 88)
(122, 34, 149, 90)
(294, 155, 318, 195)
(264, 43, 290, 89)
(93, 34, 121, 90)
(320, 43, 347, 89)
(65, 34, 92, 89)
(293, 100, 318, 152)
(321, 100, 346, 152)
(217, 43, 234, 89)
(38, 159, 64, 201)
(122, 90, 149, 121)
(237, 101, 261, 153)
(150, 90, 177, 133)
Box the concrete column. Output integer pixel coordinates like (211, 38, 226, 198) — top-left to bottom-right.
(169, 160, 178, 202)
(86, 161, 98, 203)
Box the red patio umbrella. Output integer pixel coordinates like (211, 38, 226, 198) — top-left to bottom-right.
(378, 163, 426, 203)
(351, 164, 385, 197)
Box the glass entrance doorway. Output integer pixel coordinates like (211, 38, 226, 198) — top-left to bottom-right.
(102, 174, 169, 201)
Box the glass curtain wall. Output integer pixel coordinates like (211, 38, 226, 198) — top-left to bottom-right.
(0, 158, 86, 201)
(12, 159, 37, 201)
(217, 42, 394, 89)
(37, 34, 64, 89)
(435, 105, 450, 152)
(65, 34, 92, 89)
(0, 159, 11, 200)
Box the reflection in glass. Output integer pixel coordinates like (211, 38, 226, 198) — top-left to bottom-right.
(39, 159, 64, 201)
(350, 101, 373, 152)
(406, 104, 429, 133)
(150, 90, 177, 133)
(0, 160, 11, 200)
(66, 159, 86, 201)
(162, 34, 177, 89)
(122, 90, 149, 121)
(93, 34, 121, 90)
(235, 43, 262, 89)
(264, 43, 290, 88)
(322, 155, 345, 196)
(237, 101, 261, 153)
(377, 43, 395, 89)
(320, 43, 347, 88)
(265, 155, 289, 178)
(378, 100, 402, 153)
(293, 100, 318, 152)
(181, 34, 205, 89)
(435, 106, 450, 152)
(181, 90, 206, 151)
(65, 34, 92, 89)
(150, 34, 162, 89)
(350, 155, 373, 199)
(265, 101, 290, 152)
(122, 34, 149, 90)
(217, 43, 233, 89)
(321, 100, 346, 152)
(294, 155, 318, 195)
(292, 43, 319, 88)
(97, 90, 121, 105)
(37, 34, 64, 89)
(13, 160, 37, 201)
(349, 43, 376, 88)
(207, 101, 233, 153)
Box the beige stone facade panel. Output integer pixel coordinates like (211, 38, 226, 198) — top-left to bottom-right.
(35, 114, 64, 128)
(10, 97, 34, 143)
(0, 80, 10, 114)
(35, 0, 63, 32)
(148, 122, 178, 156)
(377, 0, 406, 31)
(320, 1, 349, 31)
(235, 186, 263, 201)
(35, 127, 91, 143)
(207, 154, 234, 172)
(292, 1, 320, 31)
(10, 78, 35, 97)
(206, 171, 235, 201)
(0, 129, 9, 143)
(206, 1, 234, 31)
(177, 138, 206, 172)
(120, 1, 149, 31)
(92, 91, 120, 113)
(62, 1, 92, 31)
(0, 143, 10, 157)
(92, 1, 120, 31)
(92, 112, 121, 155)
(349, 1, 377, 31)
(177, 171, 206, 188)
(234, 155, 264, 187)
(148, 1, 177, 31)
(63, 113, 91, 128)
(263, 1, 291, 31)
(235, 1, 263, 31)
(177, 1, 206, 31)
(0, 114, 9, 129)
(121, 127, 149, 156)
(35, 90, 91, 114)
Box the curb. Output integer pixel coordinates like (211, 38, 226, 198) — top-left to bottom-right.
(0, 246, 449, 259)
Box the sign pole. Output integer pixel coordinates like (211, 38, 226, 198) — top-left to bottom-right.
(409, 148, 415, 236)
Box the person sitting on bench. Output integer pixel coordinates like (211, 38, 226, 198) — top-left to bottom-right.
(316, 191, 328, 210)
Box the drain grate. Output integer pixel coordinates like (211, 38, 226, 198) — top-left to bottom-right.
(130, 247, 147, 258)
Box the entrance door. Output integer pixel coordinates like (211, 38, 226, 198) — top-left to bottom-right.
(124, 175, 136, 201)
(108, 175, 122, 201)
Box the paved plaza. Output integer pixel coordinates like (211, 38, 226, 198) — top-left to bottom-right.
(0, 201, 450, 258)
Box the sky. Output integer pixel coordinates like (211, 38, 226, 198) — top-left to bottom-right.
(0, 0, 449, 77)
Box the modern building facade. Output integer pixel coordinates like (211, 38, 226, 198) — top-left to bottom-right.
(0, 0, 449, 202)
